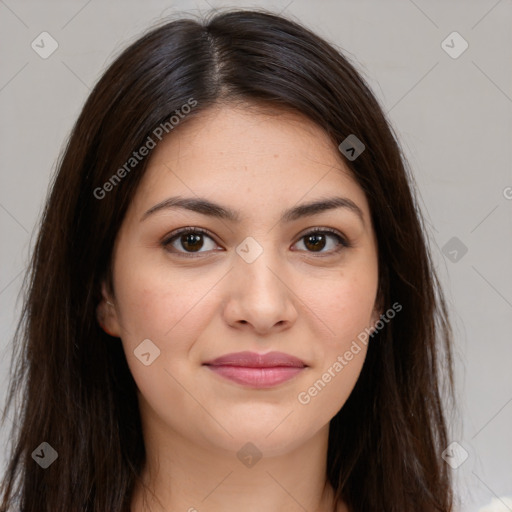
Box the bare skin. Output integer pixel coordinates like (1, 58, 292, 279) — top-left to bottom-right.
(97, 103, 380, 512)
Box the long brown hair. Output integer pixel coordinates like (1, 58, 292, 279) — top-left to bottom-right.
(1, 8, 455, 511)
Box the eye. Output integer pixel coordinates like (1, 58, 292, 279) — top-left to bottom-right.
(162, 227, 220, 257)
(161, 227, 350, 258)
(292, 227, 350, 255)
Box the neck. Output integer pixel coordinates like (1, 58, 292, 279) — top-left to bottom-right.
(130, 404, 345, 512)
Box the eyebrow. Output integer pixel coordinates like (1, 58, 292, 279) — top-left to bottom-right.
(140, 195, 365, 225)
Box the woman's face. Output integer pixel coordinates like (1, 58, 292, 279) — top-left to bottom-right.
(100, 103, 380, 456)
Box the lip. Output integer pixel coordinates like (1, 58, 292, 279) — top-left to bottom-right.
(203, 351, 307, 389)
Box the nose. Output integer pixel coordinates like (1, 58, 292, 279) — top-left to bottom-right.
(222, 245, 299, 336)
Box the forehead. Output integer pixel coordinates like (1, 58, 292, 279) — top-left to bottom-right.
(128, 103, 371, 223)
(150, 102, 340, 166)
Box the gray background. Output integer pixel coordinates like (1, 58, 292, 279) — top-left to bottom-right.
(1, 1, 511, 510)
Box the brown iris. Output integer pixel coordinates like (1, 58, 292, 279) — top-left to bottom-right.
(181, 233, 204, 252)
(303, 233, 326, 252)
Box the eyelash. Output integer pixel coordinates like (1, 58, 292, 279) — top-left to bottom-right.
(161, 227, 351, 258)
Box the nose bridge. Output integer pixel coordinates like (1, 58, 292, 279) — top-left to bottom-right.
(223, 235, 297, 332)
(234, 235, 284, 291)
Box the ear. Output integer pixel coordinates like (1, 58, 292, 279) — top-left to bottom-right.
(96, 281, 122, 337)
(369, 290, 384, 333)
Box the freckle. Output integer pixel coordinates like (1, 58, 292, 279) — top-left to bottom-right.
(274, 154, 279, 158)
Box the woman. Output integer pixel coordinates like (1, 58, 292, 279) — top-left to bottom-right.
(0, 8, 455, 512)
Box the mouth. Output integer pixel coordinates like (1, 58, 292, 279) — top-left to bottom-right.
(203, 351, 308, 389)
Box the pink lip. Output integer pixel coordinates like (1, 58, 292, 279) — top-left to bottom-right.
(203, 351, 307, 388)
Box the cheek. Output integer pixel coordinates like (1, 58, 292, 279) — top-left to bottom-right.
(294, 263, 377, 420)
(112, 266, 216, 420)
(301, 264, 378, 349)
(115, 236, 220, 324)
(112, 260, 220, 366)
